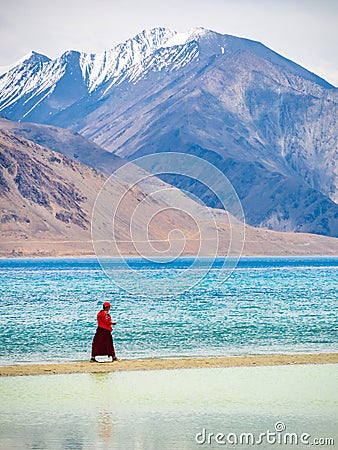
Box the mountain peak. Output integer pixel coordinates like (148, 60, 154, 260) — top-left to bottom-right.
(127, 27, 177, 51)
(17, 51, 51, 65)
(59, 50, 81, 63)
(159, 27, 209, 48)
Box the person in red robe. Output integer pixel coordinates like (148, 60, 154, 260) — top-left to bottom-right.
(91, 302, 118, 362)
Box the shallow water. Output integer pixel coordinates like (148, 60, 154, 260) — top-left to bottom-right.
(0, 257, 337, 364)
(0, 365, 337, 449)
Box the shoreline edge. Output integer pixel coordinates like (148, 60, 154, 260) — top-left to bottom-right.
(1, 353, 337, 377)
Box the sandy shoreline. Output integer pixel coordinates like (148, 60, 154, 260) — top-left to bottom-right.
(1, 353, 337, 377)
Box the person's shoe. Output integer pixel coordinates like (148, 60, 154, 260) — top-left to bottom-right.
(93, 356, 109, 363)
(90, 357, 96, 363)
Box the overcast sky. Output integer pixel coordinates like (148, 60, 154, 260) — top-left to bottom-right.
(1, 0, 337, 86)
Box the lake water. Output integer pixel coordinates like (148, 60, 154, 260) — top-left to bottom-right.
(0, 365, 337, 449)
(0, 256, 337, 364)
(0, 257, 337, 449)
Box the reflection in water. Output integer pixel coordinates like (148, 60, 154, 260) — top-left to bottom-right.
(0, 365, 337, 449)
(99, 411, 114, 445)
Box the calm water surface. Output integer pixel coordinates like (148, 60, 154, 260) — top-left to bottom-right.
(0, 365, 337, 449)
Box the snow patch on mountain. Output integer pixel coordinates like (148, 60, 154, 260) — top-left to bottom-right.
(164, 27, 208, 47)
(79, 30, 199, 94)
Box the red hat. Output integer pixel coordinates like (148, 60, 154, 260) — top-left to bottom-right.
(103, 301, 111, 308)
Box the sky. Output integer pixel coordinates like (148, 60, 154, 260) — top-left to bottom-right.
(0, 0, 337, 86)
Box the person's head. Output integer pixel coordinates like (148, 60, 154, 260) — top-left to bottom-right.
(103, 301, 111, 311)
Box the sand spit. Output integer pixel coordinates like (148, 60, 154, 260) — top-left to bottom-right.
(1, 353, 337, 377)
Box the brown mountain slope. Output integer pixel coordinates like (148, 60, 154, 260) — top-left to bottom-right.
(0, 128, 338, 257)
(0, 116, 123, 176)
(0, 129, 103, 252)
(0, 128, 228, 257)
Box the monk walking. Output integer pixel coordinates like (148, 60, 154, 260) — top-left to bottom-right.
(91, 302, 118, 362)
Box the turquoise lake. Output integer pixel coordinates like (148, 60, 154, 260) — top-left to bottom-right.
(0, 256, 337, 364)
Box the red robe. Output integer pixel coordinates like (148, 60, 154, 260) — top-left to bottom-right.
(91, 310, 116, 358)
(97, 310, 113, 331)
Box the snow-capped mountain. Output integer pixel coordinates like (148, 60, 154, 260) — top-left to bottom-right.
(2, 27, 331, 123)
(0, 28, 199, 121)
(1, 27, 337, 237)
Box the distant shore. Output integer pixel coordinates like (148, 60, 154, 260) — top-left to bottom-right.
(1, 233, 338, 258)
(1, 353, 337, 377)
